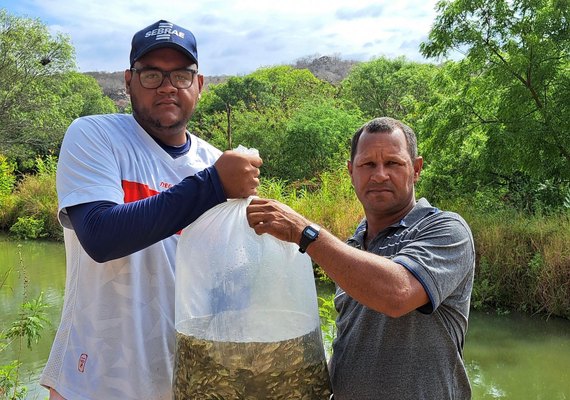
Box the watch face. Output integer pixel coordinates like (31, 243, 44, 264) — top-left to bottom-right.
(305, 226, 319, 239)
(299, 225, 320, 253)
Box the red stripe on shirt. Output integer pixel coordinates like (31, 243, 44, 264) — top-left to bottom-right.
(121, 180, 182, 235)
(122, 180, 160, 203)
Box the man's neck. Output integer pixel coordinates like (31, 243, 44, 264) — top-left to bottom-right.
(365, 200, 416, 243)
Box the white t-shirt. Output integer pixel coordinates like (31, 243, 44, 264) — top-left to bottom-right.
(40, 114, 222, 400)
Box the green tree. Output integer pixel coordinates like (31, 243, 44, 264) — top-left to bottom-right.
(191, 66, 339, 179)
(414, 60, 492, 203)
(279, 100, 363, 180)
(340, 56, 440, 124)
(225, 107, 290, 177)
(419, 0, 570, 209)
(0, 154, 16, 198)
(0, 11, 116, 171)
(0, 11, 74, 165)
(52, 72, 117, 120)
(196, 75, 276, 149)
(249, 66, 335, 111)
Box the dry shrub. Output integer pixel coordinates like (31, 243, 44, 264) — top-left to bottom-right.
(537, 221, 570, 318)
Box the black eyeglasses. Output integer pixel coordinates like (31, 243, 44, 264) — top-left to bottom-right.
(130, 67, 198, 89)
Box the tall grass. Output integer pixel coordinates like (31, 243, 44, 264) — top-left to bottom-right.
(259, 167, 363, 241)
(260, 175, 570, 319)
(0, 156, 60, 241)
(423, 199, 570, 318)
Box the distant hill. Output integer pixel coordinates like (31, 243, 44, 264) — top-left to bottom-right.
(85, 71, 129, 110)
(86, 55, 358, 109)
(291, 54, 358, 84)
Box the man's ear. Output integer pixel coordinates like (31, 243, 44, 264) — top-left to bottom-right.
(413, 156, 423, 183)
(347, 160, 355, 186)
(197, 74, 204, 96)
(125, 69, 132, 95)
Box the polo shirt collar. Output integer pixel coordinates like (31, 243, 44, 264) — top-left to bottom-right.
(399, 197, 439, 228)
(349, 198, 439, 245)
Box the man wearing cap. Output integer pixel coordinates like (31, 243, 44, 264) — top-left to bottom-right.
(39, 20, 262, 400)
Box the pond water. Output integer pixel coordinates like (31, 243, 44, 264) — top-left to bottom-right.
(1, 236, 569, 399)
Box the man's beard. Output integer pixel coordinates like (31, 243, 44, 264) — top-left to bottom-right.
(145, 115, 187, 132)
(131, 100, 191, 134)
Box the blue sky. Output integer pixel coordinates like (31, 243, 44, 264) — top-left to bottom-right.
(1, 0, 444, 76)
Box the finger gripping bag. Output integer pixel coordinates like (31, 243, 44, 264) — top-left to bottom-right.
(174, 198, 331, 399)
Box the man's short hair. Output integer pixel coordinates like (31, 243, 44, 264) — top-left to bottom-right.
(350, 117, 418, 162)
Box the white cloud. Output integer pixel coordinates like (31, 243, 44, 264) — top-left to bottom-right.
(0, 0, 440, 75)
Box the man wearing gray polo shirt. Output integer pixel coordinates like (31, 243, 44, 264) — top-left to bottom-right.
(246, 116, 475, 399)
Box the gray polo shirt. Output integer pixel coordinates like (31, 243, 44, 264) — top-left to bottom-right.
(330, 198, 475, 400)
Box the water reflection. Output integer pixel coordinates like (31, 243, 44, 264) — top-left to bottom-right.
(465, 310, 570, 399)
(1, 237, 569, 399)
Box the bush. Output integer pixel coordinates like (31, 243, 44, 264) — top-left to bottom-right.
(0, 155, 16, 197)
(8, 156, 61, 240)
(9, 217, 47, 240)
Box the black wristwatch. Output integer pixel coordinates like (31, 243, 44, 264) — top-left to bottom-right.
(299, 224, 321, 253)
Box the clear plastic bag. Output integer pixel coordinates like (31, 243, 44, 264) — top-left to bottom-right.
(174, 197, 331, 399)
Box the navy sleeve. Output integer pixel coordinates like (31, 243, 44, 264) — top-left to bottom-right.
(66, 166, 226, 263)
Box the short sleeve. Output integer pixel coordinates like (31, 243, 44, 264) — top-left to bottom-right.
(393, 212, 475, 313)
(56, 117, 125, 228)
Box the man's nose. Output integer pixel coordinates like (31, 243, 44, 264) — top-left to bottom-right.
(157, 74, 177, 92)
(370, 165, 389, 182)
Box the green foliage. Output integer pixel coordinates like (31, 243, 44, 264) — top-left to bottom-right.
(0, 10, 73, 167)
(318, 293, 337, 358)
(249, 66, 336, 108)
(0, 155, 16, 198)
(9, 217, 47, 240)
(194, 66, 333, 152)
(0, 11, 117, 172)
(193, 66, 351, 181)
(470, 274, 497, 311)
(419, 0, 570, 209)
(0, 361, 27, 400)
(4, 156, 60, 240)
(197, 75, 277, 149)
(53, 71, 117, 117)
(415, 61, 491, 203)
(34, 154, 58, 176)
(278, 100, 363, 180)
(340, 56, 440, 124)
(4, 292, 50, 349)
(1, 247, 50, 399)
(564, 189, 570, 209)
(259, 166, 362, 241)
(442, 198, 570, 318)
(231, 107, 289, 173)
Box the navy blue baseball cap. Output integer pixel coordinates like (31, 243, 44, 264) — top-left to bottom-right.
(129, 20, 198, 67)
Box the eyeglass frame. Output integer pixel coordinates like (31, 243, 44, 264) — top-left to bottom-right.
(130, 66, 199, 89)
